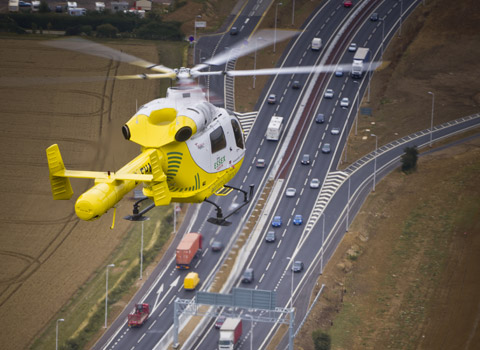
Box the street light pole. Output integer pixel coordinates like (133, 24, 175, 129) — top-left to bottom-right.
(346, 177, 351, 232)
(245, 314, 253, 350)
(321, 212, 325, 274)
(193, 15, 201, 65)
(274, 3, 282, 53)
(381, 17, 385, 57)
(428, 91, 435, 147)
(353, 80, 360, 136)
(105, 263, 115, 328)
(399, 0, 403, 37)
(286, 257, 294, 307)
(291, 0, 295, 25)
(371, 134, 378, 192)
(56, 318, 64, 350)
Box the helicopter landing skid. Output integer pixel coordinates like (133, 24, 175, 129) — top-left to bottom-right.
(206, 184, 254, 226)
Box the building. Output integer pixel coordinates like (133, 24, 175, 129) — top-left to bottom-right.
(111, 1, 129, 12)
(134, 0, 151, 11)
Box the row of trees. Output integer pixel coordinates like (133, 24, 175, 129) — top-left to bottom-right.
(0, 9, 183, 40)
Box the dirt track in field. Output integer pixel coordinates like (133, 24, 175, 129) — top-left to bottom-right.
(0, 38, 159, 349)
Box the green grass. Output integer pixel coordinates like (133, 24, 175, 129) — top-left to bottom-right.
(31, 203, 175, 350)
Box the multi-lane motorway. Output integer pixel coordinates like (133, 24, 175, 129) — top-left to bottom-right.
(93, 0, 480, 349)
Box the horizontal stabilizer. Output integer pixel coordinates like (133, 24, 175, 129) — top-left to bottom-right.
(214, 186, 234, 196)
(46, 144, 73, 200)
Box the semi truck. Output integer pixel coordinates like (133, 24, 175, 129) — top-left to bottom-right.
(218, 318, 242, 350)
(176, 232, 202, 269)
(266, 116, 283, 141)
(127, 303, 150, 327)
(351, 47, 371, 78)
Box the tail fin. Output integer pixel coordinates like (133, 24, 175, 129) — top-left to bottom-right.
(46, 144, 73, 200)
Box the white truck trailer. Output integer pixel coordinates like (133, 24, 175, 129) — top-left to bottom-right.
(266, 116, 283, 141)
(351, 47, 371, 78)
(218, 318, 242, 350)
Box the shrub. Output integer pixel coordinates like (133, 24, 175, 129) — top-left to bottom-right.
(312, 329, 331, 350)
(401, 146, 419, 173)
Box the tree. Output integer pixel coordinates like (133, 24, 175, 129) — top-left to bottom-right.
(312, 329, 331, 350)
(401, 146, 419, 173)
(96, 23, 118, 38)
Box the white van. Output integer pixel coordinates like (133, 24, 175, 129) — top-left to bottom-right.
(311, 38, 322, 50)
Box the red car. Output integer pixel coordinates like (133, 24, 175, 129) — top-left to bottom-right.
(343, 0, 352, 7)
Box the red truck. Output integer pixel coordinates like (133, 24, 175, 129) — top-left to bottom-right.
(127, 303, 150, 327)
(176, 232, 202, 269)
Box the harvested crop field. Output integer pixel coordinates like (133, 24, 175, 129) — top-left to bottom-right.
(0, 38, 160, 349)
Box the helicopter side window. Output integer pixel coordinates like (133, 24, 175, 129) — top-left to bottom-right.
(210, 126, 226, 153)
(231, 119, 244, 149)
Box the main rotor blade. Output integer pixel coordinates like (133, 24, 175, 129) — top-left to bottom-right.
(114, 72, 177, 80)
(198, 29, 300, 68)
(44, 38, 175, 75)
(225, 61, 383, 76)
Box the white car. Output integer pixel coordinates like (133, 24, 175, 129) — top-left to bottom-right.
(348, 42, 357, 52)
(285, 188, 296, 197)
(340, 97, 350, 108)
(310, 178, 320, 189)
(324, 88, 334, 99)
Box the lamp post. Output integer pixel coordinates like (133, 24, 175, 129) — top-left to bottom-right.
(428, 91, 435, 147)
(346, 177, 351, 232)
(245, 314, 254, 350)
(291, 0, 295, 25)
(321, 212, 325, 274)
(253, 37, 263, 89)
(399, 0, 403, 37)
(381, 17, 385, 57)
(193, 15, 202, 65)
(274, 2, 282, 53)
(371, 134, 378, 192)
(138, 216, 150, 280)
(105, 263, 115, 328)
(286, 257, 294, 308)
(353, 80, 360, 136)
(56, 318, 64, 350)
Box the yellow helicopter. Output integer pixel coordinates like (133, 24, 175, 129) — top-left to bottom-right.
(45, 34, 376, 225)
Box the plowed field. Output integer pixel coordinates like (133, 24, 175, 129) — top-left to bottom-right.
(0, 38, 159, 349)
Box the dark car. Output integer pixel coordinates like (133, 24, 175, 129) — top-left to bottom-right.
(315, 113, 325, 124)
(19, 1, 32, 7)
(370, 12, 379, 21)
(230, 27, 238, 35)
(301, 154, 311, 165)
(292, 261, 304, 272)
(211, 241, 223, 252)
(292, 80, 301, 89)
(265, 231, 276, 243)
(242, 268, 254, 283)
(215, 315, 226, 329)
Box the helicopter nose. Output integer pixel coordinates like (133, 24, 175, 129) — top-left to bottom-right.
(122, 125, 131, 140)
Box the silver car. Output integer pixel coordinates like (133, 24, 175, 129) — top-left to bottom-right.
(324, 88, 334, 99)
(340, 97, 350, 108)
(310, 178, 320, 188)
(331, 127, 340, 135)
(285, 188, 296, 197)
